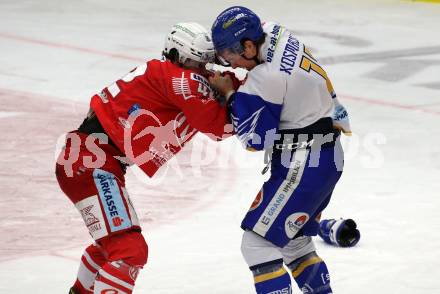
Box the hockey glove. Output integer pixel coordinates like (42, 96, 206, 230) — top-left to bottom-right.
(318, 218, 360, 247)
(209, 71, 241, 104)
(332, 98, 352, 136)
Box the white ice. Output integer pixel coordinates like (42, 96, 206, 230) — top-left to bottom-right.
(1, 0, 440, 293)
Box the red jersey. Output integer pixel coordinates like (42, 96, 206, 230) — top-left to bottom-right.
(90, 59, 231, 177)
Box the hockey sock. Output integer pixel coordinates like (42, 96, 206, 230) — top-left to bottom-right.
(94, 260, 140, 294)
(288, 252, 332, 294)
(251, 259, 292, 294)
(73, 244, 107, 293)
(92, 230, 147, 293)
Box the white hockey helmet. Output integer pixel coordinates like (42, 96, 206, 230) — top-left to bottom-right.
(163, 22, 215, 65)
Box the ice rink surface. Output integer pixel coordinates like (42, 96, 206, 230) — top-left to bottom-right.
(1, 0, 440, 293)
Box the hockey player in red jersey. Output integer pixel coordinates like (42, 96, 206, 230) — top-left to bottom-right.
(56, 22, 233, 294)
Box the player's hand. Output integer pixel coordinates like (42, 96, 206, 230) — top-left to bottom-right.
(222, 71, 241, 91)
(209, 71, 235, 102)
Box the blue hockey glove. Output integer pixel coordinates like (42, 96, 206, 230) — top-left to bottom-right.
(318, 218, 360, 247)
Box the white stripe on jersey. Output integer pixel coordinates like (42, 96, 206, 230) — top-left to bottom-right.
(252, 148, 309, 237)
(77, 259, 97, 291)
(83, 250, 101, 271)
(121, 187, 140, 228)
(99, 268, 134, 290)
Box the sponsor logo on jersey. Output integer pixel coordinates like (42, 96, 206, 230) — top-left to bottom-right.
(190, 73, 217, 99)
(80, 205, 100, 227)
(261, 193, 286, 225)
(279, 34, 300, 75)
(190, 73, 213, 98)
(282, 160, 302, 194)
(75, 195, 108, 239)
(190, 73, 210, 89)
(97, 174, 122, 222)
(266, 24, 282, 63)
(93, 169, 132, 233)
(252, 149, 309, 237)
(250, 190, 264, 211)
(112, 216, 123, 227)
(285, 212, 309, 238)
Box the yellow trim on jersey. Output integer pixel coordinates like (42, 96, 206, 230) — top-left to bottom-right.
(300, 56, 336, 97)
(246, 147, 258, 152)
(333, 124, 353, 136)
(303, 46, 317, 62)
(273, 27, 285, 51)
(291, 256, 323, 278)
(254, 267, 287, 284)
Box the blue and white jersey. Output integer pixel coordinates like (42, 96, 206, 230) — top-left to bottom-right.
(229, 22, 337, 150)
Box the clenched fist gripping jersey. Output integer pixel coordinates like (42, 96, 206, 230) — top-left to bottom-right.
(91, 59, 231, 177)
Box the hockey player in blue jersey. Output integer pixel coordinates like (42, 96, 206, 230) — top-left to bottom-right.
(209, 6, 354, 294)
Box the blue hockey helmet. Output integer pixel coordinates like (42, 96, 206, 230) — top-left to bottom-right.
(211, 6, 263, 62)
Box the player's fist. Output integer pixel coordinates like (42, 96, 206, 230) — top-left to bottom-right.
(222, 71, 241, 91)
(208, 71, 235, 101)
(318, 218, 360, 247)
